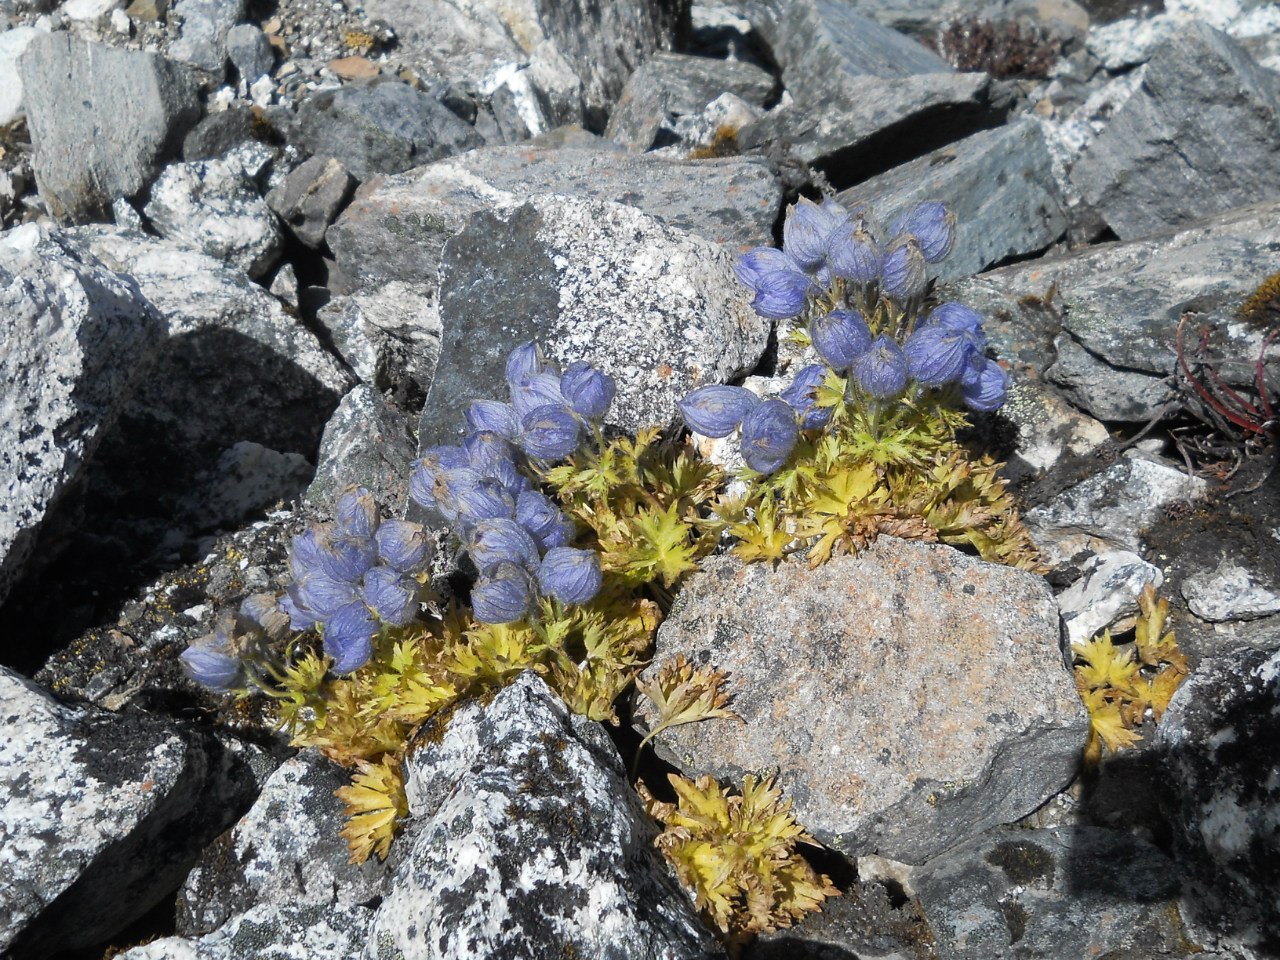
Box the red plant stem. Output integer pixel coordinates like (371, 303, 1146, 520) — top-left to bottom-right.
(1175, 316, 1266, 435)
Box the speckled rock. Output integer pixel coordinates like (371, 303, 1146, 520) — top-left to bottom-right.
(365, 671, 723, 960)
(952, 200, 1280, 423)
(840, 119, 1067, 282)
(264, 155, 355, 248)
(419, 195, 767, 447)
(998, 379, 1110, 485)
(1181, 558, 1280, 623)
(0, 224, 162, 606)
(327, 141, 781, 294)
(1072, 23, 1280, 241)
(1056, 550, 1164, 646)
(0, 667, 259, 957)
(0, 26, 38, 127)
(119, 903, 377, 960)
(144, 154, 284, 279)
(638, 541, 1086, 864)
(746, 880, 932, 960)
(913, 826, 1185, 960)
(316, 281, 442, 408)
(1158, 647, 1280, 957)
(18, 33, 200, 222)
(306, 384, 419, 517)
(189, 441, 313, 529)
(169, 0, 244, 72)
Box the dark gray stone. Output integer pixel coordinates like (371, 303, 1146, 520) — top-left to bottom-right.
(170, 0, 245, 73)
(296, 81, 484, 182)
(421, 195, 768, 446)
(746, 880, 930, 960)
(1159, 648, 1280, 956)
(605, 51, 777, 151)
(637, 542, 1085, 864)
(913, 826, 1185, 960)
(327, 142, 781, 294)
(18, 34, 200, 222)
(840, 119, 1067, 282)
(225, 22, 274, 81)
(1072, 22, 1280, 240)
(182, 105, 289, 162)
(265, 155, 355, 248)
(306, 384, 419, 517)
(366, 672, 723, 960)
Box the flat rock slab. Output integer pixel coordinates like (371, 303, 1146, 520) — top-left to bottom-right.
(913, 826, 1185, 960)
(327, 142, 782, 293)
(638, 540, 1087, 865)
(0, 224, 161, 606)
(841, 119, 1067, 282)
(419, 194, 768, 445)
(1073, 22, 1280, 240)
(366, 672, 721, 960)
(19, 33, 199, 222)
(952, 200, 1280, 423)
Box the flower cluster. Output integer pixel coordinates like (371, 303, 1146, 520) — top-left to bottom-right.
(683, 198, 1008, 474)
(409, 342, 612, 624)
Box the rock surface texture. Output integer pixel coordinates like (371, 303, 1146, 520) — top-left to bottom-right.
(639, 541, 1087, 864)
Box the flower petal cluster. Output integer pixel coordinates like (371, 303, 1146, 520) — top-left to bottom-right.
(779, 364, 832, 430)
(677, 385, 760, 438)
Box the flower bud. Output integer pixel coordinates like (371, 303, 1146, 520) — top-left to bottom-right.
(408, 446, 469, 511)
(538, 516, 577, 550)
(179, 643, 242, 690)
(739, 398, 799, 474)
(825, 219, 882, 283)
(362, 567, 420, 626)
(295, 571, 359, 619)
(853, 336, 909, 398)
(324, 601, 376, 674)
(516, 490, 563, 540)
(537, 546, 603, 606)
(315, 530, 378, 584)
(465, 400, 521, 441)
(335, 487, 379, 539)
(520, 404, 581, 460)
(560, 361, 616, 419)
(471, 562, 534, 624)
(677, 384, 760, 438)
(782, 197, 840, 270)
(450, 474, 516, 525)
(779, 364, 832, 429)
(375, 519, 432, 573)
(505, 341, 549, 390)
(928, 302, 984, 337)
(470, 517, 541, 574)
(465, 430, 517, 478)
(734, 248, 812, 320)
(961, 356, 1009, 411)
(809, 308, 872, 371)
(881, 235, 928, 300)
(512, 373, 567, 418)
(240, 592, 291, 642)
(280, 586, 320, 632)
(892, 201, 956, 263)
(904, 324, 978, 387)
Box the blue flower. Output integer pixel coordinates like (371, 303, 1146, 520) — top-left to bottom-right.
(287, 526, 327, 582)
(782, 197, 840, 269)
(961, 356, 1008, 411)
(470, 517, 541, 573)
(809, 308, 872, 371)
(408, 446, 469, 511)
(734, 248, 813, 320)
(881, 236, 927, 300)
(516, 490, 563, 539)
(315, 531, 378, 584)
(240, 592, 290, 641)
(854, 336, 909, 398)
(904, 324, 979, 387)
(537, 546, 603, 606)
(928, 302, 984, 337)
(537, 516, 577, 550)
(294, 571, 359, 619)
(892, 201, 955, 263)
(362, 567, 420, 626)
(560, 361, 616, 419)
(779, 364, 832, 429)
(520, 404, 581, 460)
(450, 474, 516, 527)
(280, 586, 320, 632)
(324, 601, 376, 674)
(739, 398, 799, 474)
(488, 457, 531, 500)
(335, 488, 379, 539)
(512, 373, 566, 418)
(465, 430, 517, 478)
(471, 562, 534, 624)
(826, 219, 882, 283)
(465, 399, 521, 441)
(677, 384, 760, 438)
(506, 341, 549, 390)
(179, 642, 242, 689)
(375, 519, 432, 573)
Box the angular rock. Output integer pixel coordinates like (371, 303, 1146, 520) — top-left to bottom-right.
(265, 155, 354, 248)
(0, 667, 259, 957)
(667, 91, 766, 152)
(840, 119, 1068, 282)
(913, 826, 1184, 960)
(999, 379, 1110, 485)
(952, 200, 1280, 423)
(225, 22, 274, 82)
(306, 385, 419, 517)
(0, 27, 38, 127)
(605, 51, 777, 151)
(0, 224, 161, 606)
(182, 105, 289, 162)
(1159, 648, 1280, 956)
(638, 541, 1086, 864)
(1181, 558, 1280, 623)
(120, 905, 375, 960)
(144, 155, 284, 278)
(1072, 23, 1280, 240)
(1056, 549, 1164, 646)
(295, 81, 485, 181)
(366, 672, 721, 960)
(18, 34, 200, 222)
(421, 195, 768, 445)
(169, 0, 245, 73)
(328, 142, 782, 293)
(746, 880, 930, 960)
(190, 441, 313, 530)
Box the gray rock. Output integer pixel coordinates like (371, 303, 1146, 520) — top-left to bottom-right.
(144, 155, 284, 278)
(1159, 648, 1280, 956)
(999, 378, 1110, 484)
(18, 34, 200, 222)
(1181, 559, 1280, 623)
(0, 667, 259, 956)
(0, 224, 161, 606)
(667, 91, 766, 152)
(840, 119, 1068, 282)
(265, 155, 354, 248)
(1072, 23, 1280, 240)
(913, 826, 1184, 960)
(169, 0, 245, 73)
(316, 281, 441, 408)
(190, 441, 313, 529)
(0, 26, 38, 127)
(1056, 549, 1164, 646)
(605, 51, 776, 151)
(421, 195, 768, 446)
(365, 671, 722, 960)
(952, 200, 1280, 423)
(327, 142, 781, 294)
(306, 385, 419, 517)
(120, 903, 377, 960)
(183, 105, 289, 162)
(746, 880, 929, 960)
(637, 541, 1086, 864)
(295, 81, 485, 182)
(225, 22, 274, 81)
